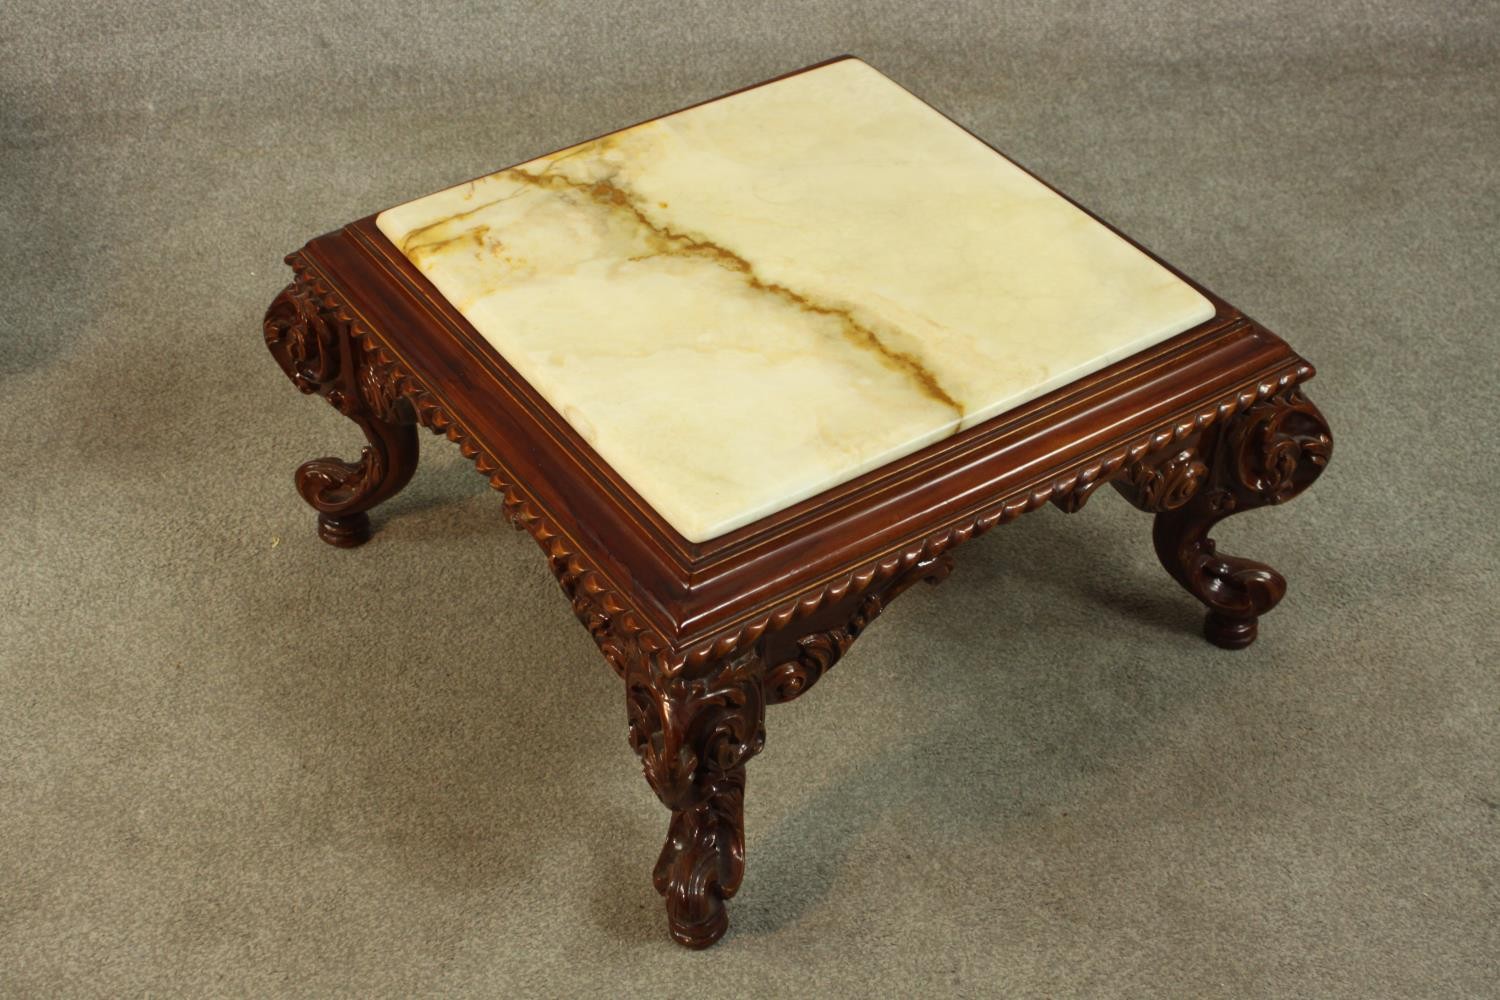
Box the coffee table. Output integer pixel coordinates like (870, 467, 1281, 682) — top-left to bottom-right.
(262, 57, 1332, 948)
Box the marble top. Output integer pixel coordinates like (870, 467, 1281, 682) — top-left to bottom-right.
(376, 58, 1214, 543)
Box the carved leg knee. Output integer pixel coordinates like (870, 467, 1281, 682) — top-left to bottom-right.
(1116, 387, 1332, 648)
(626, 652, 765, 948)
(264, 282, 419, 546)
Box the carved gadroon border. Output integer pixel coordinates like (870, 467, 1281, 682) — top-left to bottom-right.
(268, 253, 1317, 682)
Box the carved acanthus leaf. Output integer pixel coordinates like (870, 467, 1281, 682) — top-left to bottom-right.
(764, 553, 954, 704)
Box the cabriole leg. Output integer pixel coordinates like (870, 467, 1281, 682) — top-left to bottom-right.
(264, 282, 419, 546)
(1115, 387, 1332, 648)
(625, 651, 766, 948)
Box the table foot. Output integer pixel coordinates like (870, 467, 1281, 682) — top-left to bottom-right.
(264, 281, 419, 546)
(1204, 611, 1258, 649)
(1117, 387, 1332, 648)
(316, 510, 372, 548)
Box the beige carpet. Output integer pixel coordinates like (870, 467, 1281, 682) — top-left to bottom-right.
(2, 2, 1497, 996)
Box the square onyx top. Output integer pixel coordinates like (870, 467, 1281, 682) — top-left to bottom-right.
(376, 58, 1213, 543)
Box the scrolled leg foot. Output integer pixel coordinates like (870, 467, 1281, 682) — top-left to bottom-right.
(264, 281, 419, 545)
(626, 651, 765, 948)
(1116, 386, 1332, 648)
(1205, 610, 1257, 649)
(315, 510, 372, 548)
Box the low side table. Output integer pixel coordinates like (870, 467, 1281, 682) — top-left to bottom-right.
(262, 57, 1332, 948)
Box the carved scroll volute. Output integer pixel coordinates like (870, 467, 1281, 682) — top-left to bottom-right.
(625, 649, 766, 948)
(1225, 387, 1332, 505)
(1113, 444, 1210, 513)
(264, 284, 341, 394)
(764, 624, 856, 705)
(264, 276, 419, 547)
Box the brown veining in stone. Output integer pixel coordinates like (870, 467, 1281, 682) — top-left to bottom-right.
(519, 164, 963, 414)
(398, 192, 528, 256)
(402, 147, 965, 416)
(406, 224, 490, 265)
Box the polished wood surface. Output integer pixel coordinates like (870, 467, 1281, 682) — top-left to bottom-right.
(261, 63, 1332, 948)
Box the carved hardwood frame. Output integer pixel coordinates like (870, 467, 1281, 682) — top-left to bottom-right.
(261, 62, 1332, 948)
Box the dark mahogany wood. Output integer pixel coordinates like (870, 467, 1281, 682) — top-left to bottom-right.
(1119, 390, 1331, 648)
(261, 57, 1333, 948)
(264, 282, 419, 546)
